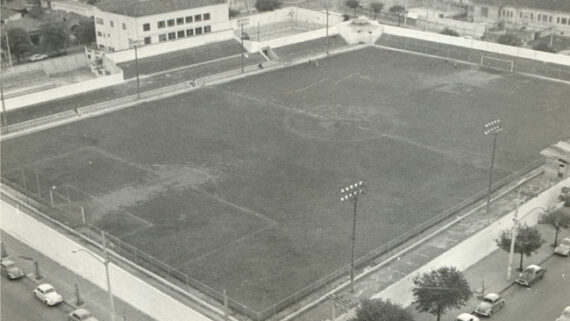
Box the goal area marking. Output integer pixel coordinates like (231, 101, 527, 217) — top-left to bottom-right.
(480, 55, 514, 72)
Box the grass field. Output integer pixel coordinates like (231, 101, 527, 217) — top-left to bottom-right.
(2, 46, 569, 313)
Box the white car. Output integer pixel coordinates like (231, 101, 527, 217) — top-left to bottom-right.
(557, 306, 570, 321)
(28, 54, 48, 61)
(456, 312, 480, 321)
(473, 293, 505, 317)
(34, 283, 63, 306)
(554, 237, 570, 256)
(68, 308, 100, 321)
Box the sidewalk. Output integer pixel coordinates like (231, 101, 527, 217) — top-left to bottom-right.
(0, 232, 155, 321)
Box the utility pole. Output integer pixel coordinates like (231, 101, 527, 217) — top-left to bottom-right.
(340, 181, 366, 293)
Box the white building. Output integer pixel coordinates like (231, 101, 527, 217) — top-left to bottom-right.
(93, 0, 230, 52)
(50, 0, 95, 17)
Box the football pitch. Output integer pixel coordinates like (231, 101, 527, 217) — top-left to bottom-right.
(2, 47, 569, 312)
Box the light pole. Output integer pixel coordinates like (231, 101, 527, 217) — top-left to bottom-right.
(484, 119, 502, 215)
(72, 246, 116, 321)
(506, 206, 545, 279)
(129, 39, 143, 99)
(325, 0, 329, 56)
(238, 19, 249, 73)
(340, 180, 366, 293)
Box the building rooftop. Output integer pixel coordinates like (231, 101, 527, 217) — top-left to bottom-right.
(471, 0, 570, 13)
(5, 16, 43, 32)
(96, 0, 226, 17)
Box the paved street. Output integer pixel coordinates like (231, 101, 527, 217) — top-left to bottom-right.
(1, 274, 69, 321)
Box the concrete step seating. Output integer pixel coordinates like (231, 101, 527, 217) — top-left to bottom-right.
(273, 35, 349, 62)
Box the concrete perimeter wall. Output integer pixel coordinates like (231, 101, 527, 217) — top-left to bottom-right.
(373, 177, 570, 307)
(106, 30, 235, 64)
(4, 53, 89, 76)
(3, 71, 123, 111)
(382, 24, 570, 66)
(0, 199, 213, 321)
(229, 7, 343, 30)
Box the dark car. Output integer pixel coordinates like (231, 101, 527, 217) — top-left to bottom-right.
(1, 259, 25, 280)
(515, 264, 546, 286)
(473, 293, 505, 317)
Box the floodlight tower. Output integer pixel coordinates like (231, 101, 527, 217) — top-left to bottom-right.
(340, 180, 366, 293)
(484, 119, 503, 215)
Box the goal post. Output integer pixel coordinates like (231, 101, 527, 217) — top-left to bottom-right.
(480, 55, 514, 72)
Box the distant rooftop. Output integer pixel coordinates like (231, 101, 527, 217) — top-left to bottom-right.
(96, 0, 226, 17)
(471, 0, 570, 13)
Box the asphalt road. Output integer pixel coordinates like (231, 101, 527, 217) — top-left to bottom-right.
(497, 254, 570, 321)
(1, 275, 69, 321)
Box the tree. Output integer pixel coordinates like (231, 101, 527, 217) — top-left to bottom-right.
(496, 224, 545, 271)
(389, 5, 405, 26)
(533, 42, 555, 53)
(74, 19, 96, 45)
(41, 22, 68, 52)
(254, 0, 282, 12)
(1, 28, 32, 62)
(440, 28, 459, 37)
(370, 2, 384, 20)
(497, 33, 523, 47)
(229, 8, 240, 18)
(412, 266, 472, 321)
(559, 186, 570, 207)
(346, 0, 360, 18)
(352, 298, 414, 321)
(539, 208, 570, 247)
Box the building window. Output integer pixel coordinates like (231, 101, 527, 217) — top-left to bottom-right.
(110, 20, 114, 27)
(549, 16, 553, 22)
(159, 34, 167, 42)
(557, 17, 561, 23)
(195, 27, 203, 34)
(204, 25, 211, 33)
(480, 7, 488, 18)
(186, 29, 194, 36)
(108, 47, 114, 52)
(177, 30, 185, 38)
(143, 23, 150, 31)
(144, 37, 151, 44)
(562, 17, 568, 24)
(519, 12, 522, 18)
(530, 13, 533, 19)
(158, 21, 165, 28)
(542, 15, 547, 22)
(168, 32, 176, 40)
(97, 31, 103, 37)
(122, 23, 126, 30)
(99, 44, 105, 49)
(176, 17, 184, 25)
(96, 17, 104, 24)
(204, 13, 210, 20)
(194, 14, 202, 22)
(167, 19, 175, 27)
(185, 16, 193, 23)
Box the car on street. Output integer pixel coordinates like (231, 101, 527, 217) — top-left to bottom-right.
(28, 54, 48, 61)
(515, 264, 546, 286)
(554, 237, 570, 256)
(456, 312, 480, 321)
(473, 293, 505, 317)
(557, 306, 570, 321)
(33, 283, 63, 306)
(0, 259, 25, 280)
(68, 308, 99, 321)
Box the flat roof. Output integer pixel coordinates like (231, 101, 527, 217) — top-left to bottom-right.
(471, 0, 570, 13)
(96, 0, 225, 17)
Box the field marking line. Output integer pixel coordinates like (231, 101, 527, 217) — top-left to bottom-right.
(117, 224, 154, 239)
(334, 72, 360, 84)
(12, 146, 93, 174)
(175, 223, 276, 269)
(286, 77, 330, 94)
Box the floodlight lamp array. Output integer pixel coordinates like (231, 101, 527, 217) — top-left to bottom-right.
(340, 181, 366, 202)
(484, 119, 503, 136)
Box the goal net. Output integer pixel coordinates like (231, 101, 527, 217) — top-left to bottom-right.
(480, 56, 514, 72)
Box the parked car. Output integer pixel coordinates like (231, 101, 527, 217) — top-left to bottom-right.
(557, 306, 570, 321)
(33, 283, 63, 306)
(68, 308, 99, 321)
(473, 293, 505, 317)
(28, 54, 48, 61)
(554, 237, 570, 256)
(456, 312, 480, 321)
(515, 264, 546, 286)
(0, 259, 24, 280)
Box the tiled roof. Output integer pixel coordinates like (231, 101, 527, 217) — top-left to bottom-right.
(96, 0, 225, 17)
(471, 0, 570, 13)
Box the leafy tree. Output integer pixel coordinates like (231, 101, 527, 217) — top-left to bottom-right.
(346, 0, 360, 18)
(74, 19, 96, 44)
(41, 22, 68, 52)
(389, 5, 405, 26)
(87, 0, 99, 4)
(229, 8, 240, 18)
(539, 208, 570, 247)
(533, 42, 555, 52)
(559, 186, 570, 207)
(254, 0, 282, 12)
(496, 224, 545, 271)
(1, 28, 32, 62)
(440, 28, 459, 37)
(497, 33, 523, 47)
(370, 2, 384, 20)
(352, 298, 414, 321)
(412, 266, 472, 321)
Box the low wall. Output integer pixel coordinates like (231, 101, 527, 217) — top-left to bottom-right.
(244, 25, 339, 52)
(372, 177, 570, 307)
(0, 198, 213, 321)
(4, 53, 89, 76)
(106, 29, 235, 64)
(382, 24, 570, 66)
(230, 7, 343, 30)
(3, 71, 123, 111)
